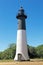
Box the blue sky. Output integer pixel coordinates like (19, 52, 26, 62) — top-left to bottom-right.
(0, 0, 43, 51)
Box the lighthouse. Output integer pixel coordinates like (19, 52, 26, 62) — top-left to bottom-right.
(14, 7, 30, 61)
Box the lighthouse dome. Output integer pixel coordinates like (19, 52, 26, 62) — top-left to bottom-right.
(16, 7, 27, 19)
(18, 7, 24, 15)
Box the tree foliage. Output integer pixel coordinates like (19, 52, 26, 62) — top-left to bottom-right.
(36, 45, 43, 58)
(0, 43, 43, 60)
(0, 43, 16, 60)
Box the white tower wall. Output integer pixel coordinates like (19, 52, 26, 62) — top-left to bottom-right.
(14, 30, 29, 60)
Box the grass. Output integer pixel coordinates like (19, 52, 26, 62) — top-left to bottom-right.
(0, 58, 43, 62)
(0, 59, 43, 65)
(0, 59, 14, 62)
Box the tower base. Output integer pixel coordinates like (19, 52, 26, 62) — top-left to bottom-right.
(14, 53, 30, 61)
(14, 54, 30, 61)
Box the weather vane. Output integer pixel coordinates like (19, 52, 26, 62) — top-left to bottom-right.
(18, 0, 23, 7)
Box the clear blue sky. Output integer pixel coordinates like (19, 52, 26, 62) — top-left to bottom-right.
(0, 0, 43, 51)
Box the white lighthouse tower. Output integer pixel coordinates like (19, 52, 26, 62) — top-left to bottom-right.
(14, 7, 30, 61)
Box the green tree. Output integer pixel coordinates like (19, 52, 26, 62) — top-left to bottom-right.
(0, 43, 16, 60)
(28, 45, 38, 58)
(36, 45, 43, 58)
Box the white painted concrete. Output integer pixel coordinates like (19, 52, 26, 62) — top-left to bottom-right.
(14, 30, 29, 60)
